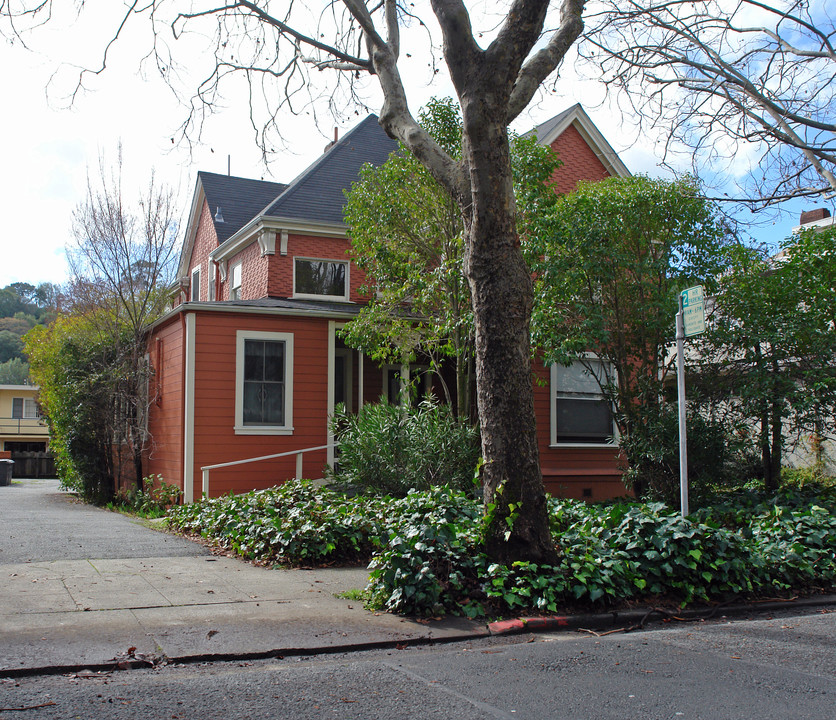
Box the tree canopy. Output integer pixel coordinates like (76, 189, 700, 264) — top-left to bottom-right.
(694, 227, 836, 488)
(342, 97, 560, 420)
(526, 175, 731, 498)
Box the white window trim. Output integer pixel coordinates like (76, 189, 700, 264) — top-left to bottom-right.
(549, 355, 618, 448)
(12, 397, 39, 419)
(292, 257, 350, 301)
(208, 262, 216, 302)
(234, 330, 294, 435)
(230, 262, 243, 301)
(190, 266, 201, 302)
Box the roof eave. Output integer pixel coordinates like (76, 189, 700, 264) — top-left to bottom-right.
(177, 177, 209, 279)
(792, 215, 836, 234)
(209, 216, 348, 265)
(539, 105, 631, 178)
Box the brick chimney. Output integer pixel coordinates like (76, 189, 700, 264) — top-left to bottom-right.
(799, 208, 831, 225)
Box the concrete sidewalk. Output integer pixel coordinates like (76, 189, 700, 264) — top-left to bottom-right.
(0, 555, 485, 675)
(0, 479, 485, 676)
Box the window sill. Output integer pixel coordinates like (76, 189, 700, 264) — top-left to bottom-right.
(292, 293, 352, 302)
(549, 442, 618, 449)
(234, 426, 294, 436)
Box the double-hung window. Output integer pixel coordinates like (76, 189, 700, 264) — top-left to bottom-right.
(190, 266, 201, 301)
(551, 358, 615, 445)
(293, 258, 348, 300)
(234, 331, 294, 434)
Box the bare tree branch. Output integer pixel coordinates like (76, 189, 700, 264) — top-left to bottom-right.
(581, 0, 836, 209)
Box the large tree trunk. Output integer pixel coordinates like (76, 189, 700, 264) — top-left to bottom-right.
(461, 103, 556, 564)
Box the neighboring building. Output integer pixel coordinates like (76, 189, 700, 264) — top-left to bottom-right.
(783, 207, 836, 475)
(0, 384, 53, 477)
(144, 106, 632, 502)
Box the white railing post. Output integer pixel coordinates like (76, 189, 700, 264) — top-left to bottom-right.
(295, 451, 303, 480)
(202, 468, 210, 498)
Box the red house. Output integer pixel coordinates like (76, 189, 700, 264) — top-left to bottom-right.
(144, 106, 631, 503)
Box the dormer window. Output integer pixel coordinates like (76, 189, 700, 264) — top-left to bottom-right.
(293, 258, 348, 300)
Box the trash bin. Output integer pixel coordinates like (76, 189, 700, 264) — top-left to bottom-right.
(0, 459, 13, 486)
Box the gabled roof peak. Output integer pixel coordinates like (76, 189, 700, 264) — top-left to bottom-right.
(531, 104, 631, 178)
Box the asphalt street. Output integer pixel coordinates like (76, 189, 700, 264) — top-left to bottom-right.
(1, 608, 834, 719)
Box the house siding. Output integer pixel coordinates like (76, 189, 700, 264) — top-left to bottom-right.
(266, 233, 368, 301)
(535, 363, 623, 500)
(549, 124, 611, 195)
(149, 108, 636, 503)
(186, 201, 220, 301)
(145, 317, 186, 490)
(173, 310, 331, 499)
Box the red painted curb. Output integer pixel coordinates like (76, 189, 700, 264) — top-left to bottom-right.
(487, 619, 526, 635)
(522, 616, 570, 630)
(488, 615, 571, 635)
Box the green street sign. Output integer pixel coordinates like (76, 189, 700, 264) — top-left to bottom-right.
(681, 286, 705, 337)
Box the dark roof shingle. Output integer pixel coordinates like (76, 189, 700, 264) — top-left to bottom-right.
(198, 172, 286, 243)
(263, 115, 399, 224)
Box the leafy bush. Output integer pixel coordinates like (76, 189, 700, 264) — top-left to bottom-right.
(168, 479, 836, 617)
(620, 404, 760, 504)
(746, 505, 836, 589)
(111, 475, 182, 518)
(168, 479, 388, 565)
(330, 398, 481, 497)
(366, 486, 482, 616)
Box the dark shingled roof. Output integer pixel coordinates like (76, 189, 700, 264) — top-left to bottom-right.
(263, 115, 399, 224)
(198, 172, 287, 243)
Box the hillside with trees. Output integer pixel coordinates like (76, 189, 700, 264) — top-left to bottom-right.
(0, 282, 61, 384)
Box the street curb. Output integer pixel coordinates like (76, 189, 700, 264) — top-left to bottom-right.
(487, 593, 836, 636)
(5, 596, 833, 679)
(0, 630, 490, 680)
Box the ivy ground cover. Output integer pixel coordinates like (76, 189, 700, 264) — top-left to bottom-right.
(167, 480, 836, 618)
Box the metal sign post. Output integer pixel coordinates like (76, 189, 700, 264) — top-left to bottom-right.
(676, 286, 705, 518)
(676, 295, 689, 518)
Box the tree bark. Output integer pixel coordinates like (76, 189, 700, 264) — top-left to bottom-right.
(460, 100, 555, 564)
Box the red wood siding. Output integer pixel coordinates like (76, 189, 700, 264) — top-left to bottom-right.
(189, 310, 331, 498)
(144, 316, 185, 491)
(549, 124, 612, 195)
(532, 361, 625, 501)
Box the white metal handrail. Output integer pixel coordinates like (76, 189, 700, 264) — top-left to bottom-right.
(200, 442, 339, 499)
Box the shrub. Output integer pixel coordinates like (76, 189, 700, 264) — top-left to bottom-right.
(330, 398, 481, 497)
(111, 475, 182, 518)
(747, 504, 836, 589)
(621, 404, 760, 503)
(168, 479, 387, 565)
(366, 486, 483, 616)
(168, 480, 836, 617)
